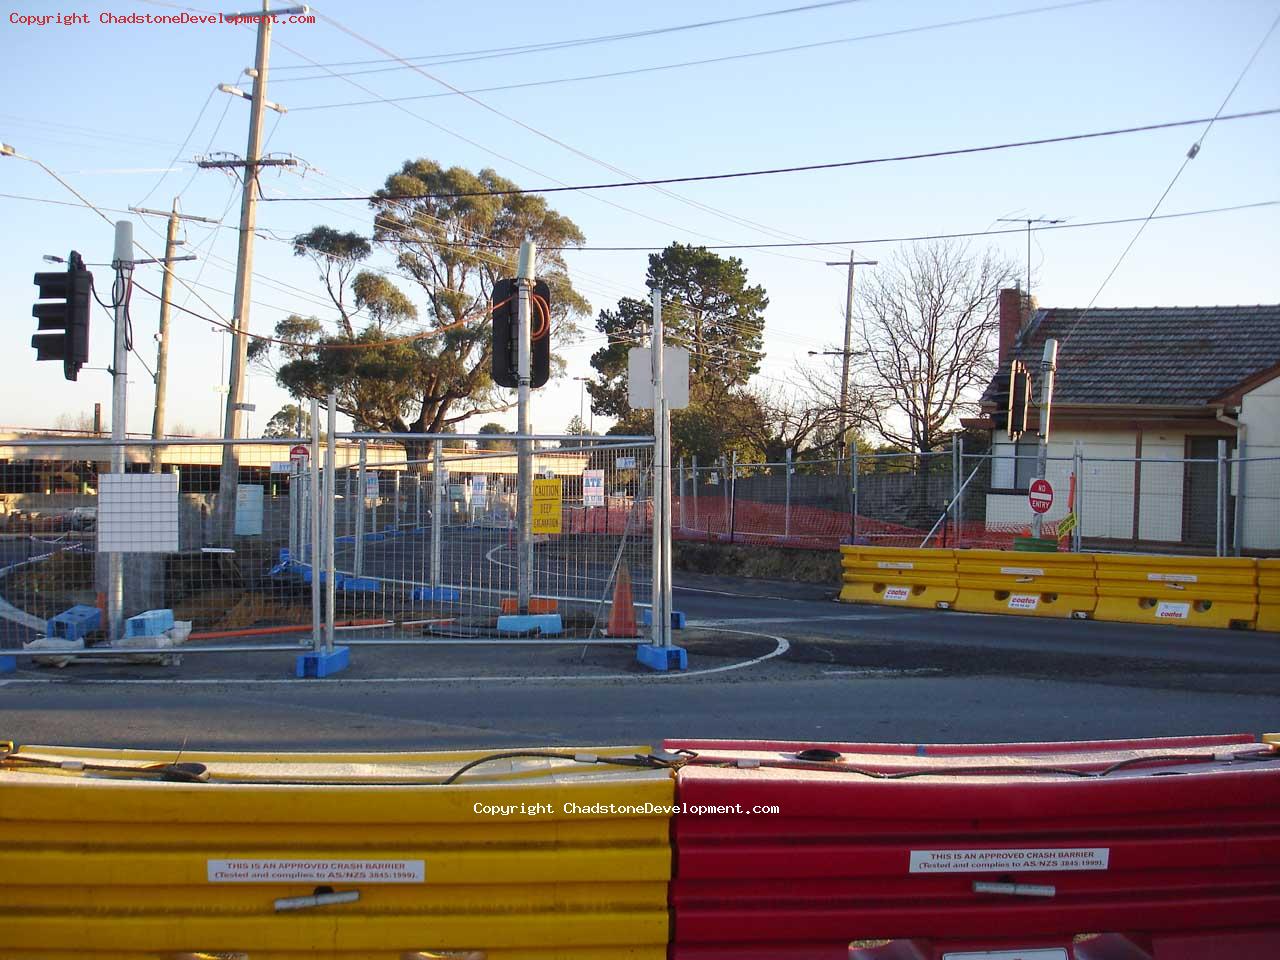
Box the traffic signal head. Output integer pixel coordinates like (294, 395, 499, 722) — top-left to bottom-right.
(32, 251, 92, 381)
(1007, 359, 1031, 440)
(490, 278, 551, 389)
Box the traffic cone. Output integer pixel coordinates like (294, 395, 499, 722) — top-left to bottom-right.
(607, 566, 638, 638)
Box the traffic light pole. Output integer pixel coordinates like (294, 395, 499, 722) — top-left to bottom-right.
(1032, 338, 1059, 539)
(108, 220, 134, 642)
(515, 241, 535, 613)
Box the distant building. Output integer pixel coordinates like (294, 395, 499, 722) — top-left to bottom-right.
(971, 290, 1280, 552)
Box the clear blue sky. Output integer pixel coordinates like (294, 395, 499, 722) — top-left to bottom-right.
(2, 0, 1277, 438)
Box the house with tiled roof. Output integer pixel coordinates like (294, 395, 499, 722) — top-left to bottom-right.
(971, 289, 1280, 553)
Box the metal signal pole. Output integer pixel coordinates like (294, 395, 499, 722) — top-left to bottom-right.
(516, 241, 536, 612)
(1033, 338, 1059, 539)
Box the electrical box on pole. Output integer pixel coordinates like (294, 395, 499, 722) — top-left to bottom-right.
(31, 251, 92, 381)
(492, 277, 551, 389)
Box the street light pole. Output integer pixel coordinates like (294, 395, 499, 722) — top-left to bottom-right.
(572, 375, 589, 433)
(823, 251, 876, 463)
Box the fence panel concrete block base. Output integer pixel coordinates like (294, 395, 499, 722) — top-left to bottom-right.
(637, 643, 688, 672)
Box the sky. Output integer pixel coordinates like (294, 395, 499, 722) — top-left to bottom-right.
(1, 0, 1277, 440)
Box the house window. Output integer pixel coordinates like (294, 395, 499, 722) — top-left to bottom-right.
(1012, 437, 1039, 491)
(993, 437, 1040, 492)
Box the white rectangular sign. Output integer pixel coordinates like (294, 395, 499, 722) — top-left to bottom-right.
(97, 474, 179, 554)
(234, 484, 264, 536)
(1008, 593, 1039, 611)
(207, 859, 425, 884)
(878, 561, 914, 570)
(1148, 573, 1197, 583)
(1000, 567, 1045, 577)
(470, 475, 487, 508)
(616, 456, 637, 470)
(883, 586, 911, 602)
(583, 469, 605, 507)
(366, 473, 379, 498)
(909, 847, 1109, 874)
(1156, 601, 1190, 620)
(627, 345, 690, 410)
(270, 461, 293, 474)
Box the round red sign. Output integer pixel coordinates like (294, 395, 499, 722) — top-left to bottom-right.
(1028, 478, 1054, 514)
(289, 444, 309, 462)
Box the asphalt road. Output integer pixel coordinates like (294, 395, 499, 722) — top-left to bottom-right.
(3, 570, 1278, 752)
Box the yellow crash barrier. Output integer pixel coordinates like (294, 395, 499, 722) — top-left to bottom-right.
(1258, 559, 1280, 633)
(953, 549, 1097, 619)
(0, 743, 675, 959)
(1093, 554, 1258, 630)
(839, 546, 957, 609)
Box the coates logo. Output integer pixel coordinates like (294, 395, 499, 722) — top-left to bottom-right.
(1008, 594, 1039, 610)
(1156, 602, 1190, 620)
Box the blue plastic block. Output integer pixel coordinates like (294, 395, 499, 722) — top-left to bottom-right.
(295, 646, 351, 678)
(641, 608, 687, 630)
(0, 655, 15, 674)
(124, 609, 175, 639)
(46, 604, 102, 641)
(335, 535, 355, 544)
(635, 643, 688, 672)
(363, 533, 386, 542)
(340, 577, 381, 592)
(278, 547, 291, 564)
(412, 586, 461, 602)
(496, 614, 563, 636)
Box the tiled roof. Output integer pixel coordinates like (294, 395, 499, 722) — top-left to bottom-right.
(983, 304, 1280, 407)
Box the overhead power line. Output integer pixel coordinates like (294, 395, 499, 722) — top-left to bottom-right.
(289, 1, 1109, 104)
(273, 0, 873, 74)
(261, 107, 1280, 203)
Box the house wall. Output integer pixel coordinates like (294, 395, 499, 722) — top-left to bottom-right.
(986, 429, 1188, 543)
(1240, 379, 1280, 551)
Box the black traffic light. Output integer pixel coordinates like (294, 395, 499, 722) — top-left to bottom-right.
(491, 277, 551, 389)
(990, 360, 1032, 441)
(32, 251, 92, 381)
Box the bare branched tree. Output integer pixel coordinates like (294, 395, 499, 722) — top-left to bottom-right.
(854, 241, 1017, 453)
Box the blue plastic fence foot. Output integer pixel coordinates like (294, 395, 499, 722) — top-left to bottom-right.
(635, 643, 688, 672)
(412, 586, 461, 602)
(340, 577, 381, 592)
(295, 646, 351, 678)
(496, 614, 563, 636)
(640, 608, 688, 630)
(0, 655, 16, 675)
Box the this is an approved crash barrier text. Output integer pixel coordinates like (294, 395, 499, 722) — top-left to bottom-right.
(953, 548, 1097, 619)
(1093, 554, 1258, 629)
(839, 546, 958, 610)
(0, 742, 676, 959)
(663, 734, 1280, 960)
(840, 547, 1270, 629)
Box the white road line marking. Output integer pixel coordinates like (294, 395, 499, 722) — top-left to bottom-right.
(688, 614, 906, 626)
(0, 630, 790, 686)
(821, 668, 944, 677)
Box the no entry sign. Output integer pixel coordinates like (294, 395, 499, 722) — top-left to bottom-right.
(289, 444, 309, 463)
(1028, 478, 1054, 514)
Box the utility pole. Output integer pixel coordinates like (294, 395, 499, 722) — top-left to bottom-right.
(1032, 338, 1059, 539)
(130, 200, 216, 470)
(997, 217, 1064, 303)
(824, 251, 876, 463)
(208, 1, 301, 542)
(516, 241, 536, 612)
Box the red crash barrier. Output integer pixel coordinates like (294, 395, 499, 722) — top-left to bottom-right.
(664, 735, 1280, 959)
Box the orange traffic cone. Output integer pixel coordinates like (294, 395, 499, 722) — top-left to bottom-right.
(607, 566, 638, 638)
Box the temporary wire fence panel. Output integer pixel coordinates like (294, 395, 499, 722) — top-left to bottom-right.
(324, 437, 654, 640)
(0, 437, 315, 652)
(0, 742, 675, 958)
(662, 737, 1280, 959)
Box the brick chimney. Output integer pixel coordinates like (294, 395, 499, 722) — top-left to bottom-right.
(998, 288, 1024, 363)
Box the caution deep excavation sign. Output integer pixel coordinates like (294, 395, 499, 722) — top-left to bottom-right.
(532, 477, 563, 534)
